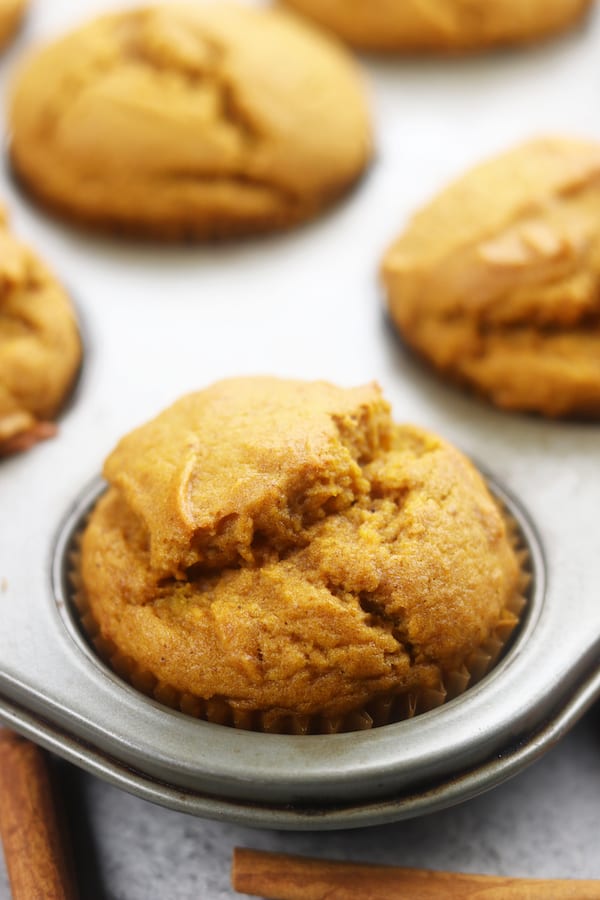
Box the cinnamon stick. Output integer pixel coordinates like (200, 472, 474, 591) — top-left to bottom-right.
(0, 730, 79, 899)
(231, 848, 600, 899)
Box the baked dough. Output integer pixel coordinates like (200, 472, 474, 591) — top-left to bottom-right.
(80, 377, 521, 731)
(0, 209, 81, 454)
(280, 0, 594, 52)
(382, 137, 600, 418)
(9, 3, 372, 239)
(0, 0, 27, 52)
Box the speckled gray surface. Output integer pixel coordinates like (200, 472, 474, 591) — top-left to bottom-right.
(1, 710, 599, 898)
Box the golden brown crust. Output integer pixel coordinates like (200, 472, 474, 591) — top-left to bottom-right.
(81, 377, 520, 725)
(280, 0, 594, 52)
(382, 137, 600, 418)
(8, 4, 372, 239)
(0, 211, 81, 455)
(0, 0, 27, 52)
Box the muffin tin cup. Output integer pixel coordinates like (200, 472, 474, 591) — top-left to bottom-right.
(67, 492, 527, 735)
(5, 423, 600, 831)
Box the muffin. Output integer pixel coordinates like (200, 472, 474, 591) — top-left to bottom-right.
(382, 137, 600, 418)
(0, 0, 27, 53)
(0, 209, 81, 455)
(77, 377, 525, 733)
(8, 3, 372, 240)
(279, 0, 594, 52)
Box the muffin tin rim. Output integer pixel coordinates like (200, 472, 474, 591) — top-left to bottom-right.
(2, 643, 600, 831)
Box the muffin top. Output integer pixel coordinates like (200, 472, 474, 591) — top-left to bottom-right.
(0, 208, 81, 453)
(81, 377, 520, 728)
(9, 3, 372, 238)
(279, 0, 593, 51)
(382, 137, 600, 417)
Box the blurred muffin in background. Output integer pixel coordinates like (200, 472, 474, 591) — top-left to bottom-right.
(0, 207, 81, 455)
(0, 0, 27, 52)
(279, 0, 594, 52)
(382, 137, 600, 418)
(77, 377, 526, 733)
(8, 3, 372, 239)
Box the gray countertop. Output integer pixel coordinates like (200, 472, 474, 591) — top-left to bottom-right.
(2, 709, 600, 898)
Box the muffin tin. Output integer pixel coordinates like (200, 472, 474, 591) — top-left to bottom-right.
(2, 321, 599, 829)
(1, 0, 600, 831)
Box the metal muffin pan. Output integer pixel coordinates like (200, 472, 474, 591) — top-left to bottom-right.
(2, 333, 599, 830)
(1, 0, 600, 832)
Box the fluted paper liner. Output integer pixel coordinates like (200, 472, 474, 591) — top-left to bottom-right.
(68, 504, 530, 735)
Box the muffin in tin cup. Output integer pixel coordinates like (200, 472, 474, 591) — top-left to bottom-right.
(73, 377, 528, 733)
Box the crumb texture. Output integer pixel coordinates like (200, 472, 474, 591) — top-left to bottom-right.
(280, 0, 593, 51)
(0, 207, 81, 453)
(81, 378, 520, 724)
(383, 137, 600, 417)
(9, 3, 372, 238)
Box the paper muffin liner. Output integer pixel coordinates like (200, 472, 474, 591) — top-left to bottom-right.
(68, 503, 530, 735)
(0, 412, 58, 456)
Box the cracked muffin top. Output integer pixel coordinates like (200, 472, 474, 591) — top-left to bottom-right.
(383, 137, 600, 418)
(80, 377, 521, 731)
(279, 0, 594, 52)
(0, 207, 81, 455)
(8, 3, 372, 239)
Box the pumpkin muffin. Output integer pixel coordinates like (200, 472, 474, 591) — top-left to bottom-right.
(78, 377, 524, 733)
(8, 3, 372, 240)
(279, 0, 594, 52)
(0, 0, 27, 53)
(0, 209, 81, 455)
(382, 137, 600, 418)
